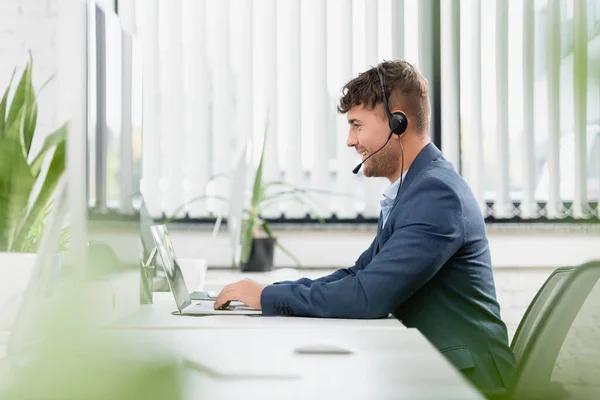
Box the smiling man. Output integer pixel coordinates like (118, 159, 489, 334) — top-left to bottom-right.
(214, 60, 516, 392)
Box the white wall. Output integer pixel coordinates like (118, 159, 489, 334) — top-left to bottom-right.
(0, 0, 61, 156)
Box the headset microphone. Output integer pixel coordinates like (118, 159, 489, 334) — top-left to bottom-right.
(352, 131, 394, 174)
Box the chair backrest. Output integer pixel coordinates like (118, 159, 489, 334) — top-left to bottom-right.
(509, 261, 600, 400)
(510, 266, 575, 363)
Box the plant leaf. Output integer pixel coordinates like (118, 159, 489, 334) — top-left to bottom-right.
(20, 52, 36, 156)
(4, 105, 24, 142)
(239, 217, 255, 264)
(0, 68, 16, 138)
(263, 180, 356, 198)
(23, 81, 37, 156)
(0, 138, 35, 251)
(13, 139, 66, 252)
(6, 60, 31, 143)
(164, 194, 228, 223)
(30, 123, 67, 178)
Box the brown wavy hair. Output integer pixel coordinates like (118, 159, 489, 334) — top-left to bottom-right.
(337, 60, 430, 134)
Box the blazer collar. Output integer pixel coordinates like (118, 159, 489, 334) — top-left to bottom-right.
(394, 141, 441, 197)
(377, 142, 441, 238)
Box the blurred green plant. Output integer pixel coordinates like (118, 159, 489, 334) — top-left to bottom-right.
(0, 53, 69, 253)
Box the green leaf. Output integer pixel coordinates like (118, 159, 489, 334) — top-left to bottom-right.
(164, 194, 228, 223)
(251, 119, 270, 211)
(0, 68, 16, 138)
(4, 104, 24, 142)
(0, 138, 35, 251)
(30, 123, 67, 178)
(37, 73, 54, 96)
(239, 217, 255, 264)
(23, 82, 37, 156)
(264, 180, 356, 198)
(6, 60, 31, 142)
(17, 199, 53, 253)
(13, 139, 66, 252)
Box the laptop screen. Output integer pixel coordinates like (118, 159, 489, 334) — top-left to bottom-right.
(150, 225, 191, 311)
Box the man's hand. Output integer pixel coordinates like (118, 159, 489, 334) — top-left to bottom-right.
(214, 279, 266, 310)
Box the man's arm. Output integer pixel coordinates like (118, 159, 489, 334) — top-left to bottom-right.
(260, 177, 464, 318)
(272, 236, 378, 287)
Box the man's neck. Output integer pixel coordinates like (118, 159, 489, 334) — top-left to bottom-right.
(387, 135, 430, 183)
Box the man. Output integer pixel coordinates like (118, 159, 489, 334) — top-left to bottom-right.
(215, 60, 516, 391)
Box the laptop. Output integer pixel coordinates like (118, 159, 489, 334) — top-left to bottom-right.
(140, 201, 216, 300)
(149, 224, 261, 315)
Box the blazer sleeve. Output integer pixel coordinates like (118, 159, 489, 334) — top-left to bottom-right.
(272, 236, 378, 287)
(260, 177, 465, 318)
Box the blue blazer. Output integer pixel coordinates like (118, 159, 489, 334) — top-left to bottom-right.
(260, 143, 516, 390)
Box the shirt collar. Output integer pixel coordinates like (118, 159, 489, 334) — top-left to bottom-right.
(383, 170, 408, 201)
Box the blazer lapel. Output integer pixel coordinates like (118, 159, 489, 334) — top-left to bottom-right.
(387, 142, 442, 216)
(375, 212, 383, 254)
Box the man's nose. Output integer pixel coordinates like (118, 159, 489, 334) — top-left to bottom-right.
(346, 130, 357, 148)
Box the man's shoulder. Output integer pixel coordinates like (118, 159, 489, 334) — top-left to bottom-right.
(406, 161, 465, 196)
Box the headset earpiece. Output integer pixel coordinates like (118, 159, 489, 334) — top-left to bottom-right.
(376, 66, 408, 136)
(390, 112, 408, 136)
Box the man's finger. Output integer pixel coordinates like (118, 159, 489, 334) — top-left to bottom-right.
(214, 287, 237, 309)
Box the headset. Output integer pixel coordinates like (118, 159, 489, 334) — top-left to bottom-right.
(376, 66, 408, 136)
(352, 65, 408, 176)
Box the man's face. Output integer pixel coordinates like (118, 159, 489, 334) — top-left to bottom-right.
(346, 104, 399, 179)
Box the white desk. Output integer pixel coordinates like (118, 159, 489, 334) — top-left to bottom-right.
(118, 267, 405, 330)
(106, 328, 484, 399)
(115, 292, 405, 330)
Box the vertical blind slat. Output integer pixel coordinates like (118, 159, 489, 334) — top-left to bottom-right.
(184, 0, 209, 217)
(391, 0, 405, 60)
(495, 0, 511, 217)
(161, 0, 185, 217)
(311, 0, 331, 217)
(261, 0, 281, 218)
(212, 0, 232, 217)
(546, 0, 562, 218)
(521, 0, 536, 218)
(335, 0, 357, 219)
(283, 0, 305, 218)
(573, 0, 589, 218)
(120, 31, 134, 213)
(363, 0, 383, 218)
(441, 0, 461, 171)
(465, 0, 485, 214)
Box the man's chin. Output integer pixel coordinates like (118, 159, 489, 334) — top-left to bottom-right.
(363, 167, 376, 178)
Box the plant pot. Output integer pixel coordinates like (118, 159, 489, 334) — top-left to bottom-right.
(239, 238, 276, 272)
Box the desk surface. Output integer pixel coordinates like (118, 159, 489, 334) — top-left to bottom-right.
(108, 328, 484, 400)
(115, 292, 405, 330)
(119, 267, 405, 330)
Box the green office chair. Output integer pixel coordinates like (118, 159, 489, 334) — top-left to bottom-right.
(510, 266, 576, 363)
(484, 261, 600, 400)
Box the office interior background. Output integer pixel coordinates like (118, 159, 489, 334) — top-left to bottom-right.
(0, 0, 599, 397)
(1, 0, 599, 337)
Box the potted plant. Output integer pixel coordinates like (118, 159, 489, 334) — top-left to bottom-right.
(0, 54, 68, 329)
(237, 130, 326, 272)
